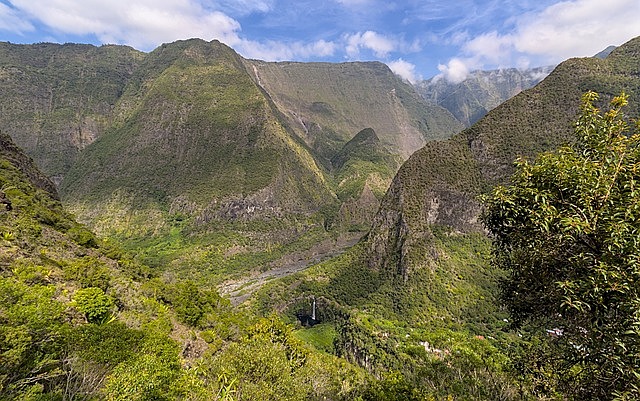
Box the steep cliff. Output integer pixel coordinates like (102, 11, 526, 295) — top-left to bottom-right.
(247, 60, 463, 162)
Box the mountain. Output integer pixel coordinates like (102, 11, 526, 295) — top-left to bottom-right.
(0, 39, 462, 281)
(330, 128, 401, 229)
(61, 39, 333, 225)
(247, 60, 463, 162)
(594, 45, 617, 59)
(0, 42, 143, 185)
(368, 35, 640, 284)
(416, 66, 554, 126)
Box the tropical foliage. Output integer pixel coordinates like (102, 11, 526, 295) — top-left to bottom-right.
(483, 92, 640, 399)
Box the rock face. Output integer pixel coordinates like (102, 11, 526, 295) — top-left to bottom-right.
(416, 66, 554, 127)
(0, 42, 143, 182)
(368, 35, 640, 279)
(247, 61, 463, 162)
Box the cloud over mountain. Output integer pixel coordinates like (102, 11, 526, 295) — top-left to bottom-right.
(0, 0, 638, 79)
(437, 0, 640, 82)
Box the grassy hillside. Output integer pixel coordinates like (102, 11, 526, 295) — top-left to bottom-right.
(62, 40, 330, 209)
(329, 128, 401, 230)
(1, 125, 382, 401)
(247, 60, 463, 161)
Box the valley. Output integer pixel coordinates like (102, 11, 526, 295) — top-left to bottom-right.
(219, 231, 362, 305)
(2, 35, 640, 400)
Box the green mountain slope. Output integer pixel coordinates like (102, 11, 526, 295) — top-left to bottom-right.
(0, 42, 143, 183)
(368, 34, 640, 289)
(0, 131, 379, 401)
(331, 128, 401, 230)
(53, 40, 343, 284)
(247, 60, 463, 161)
(61, 39, 331, 220)
(235, 35, 640, 401)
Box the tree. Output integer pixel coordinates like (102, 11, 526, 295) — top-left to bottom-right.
(72, 287, 115, 324)
(483, 92, 640, 400)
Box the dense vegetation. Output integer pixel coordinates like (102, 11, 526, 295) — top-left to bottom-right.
(0, 132, 376, 400)
(4, 35, 640, 400)
(484, 92, 640, 399)
(0, 125, 523, 400)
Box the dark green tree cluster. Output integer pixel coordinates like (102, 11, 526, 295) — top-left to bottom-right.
(483, 92, 640, 400)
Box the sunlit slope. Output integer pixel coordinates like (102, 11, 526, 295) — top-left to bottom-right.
(61, 39, 335, 235)
(247, 60, 463, 161)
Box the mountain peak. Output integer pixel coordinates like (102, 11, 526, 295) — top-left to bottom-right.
(416, 65, 554, 127)
(593, 45, 617, 59)
(331, 128, 388, 170)
(346, 127, 380, 145)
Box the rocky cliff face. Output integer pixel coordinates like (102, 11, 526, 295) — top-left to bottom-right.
(368, 35, 640, 279)
(247, 60, 463, 162)
(416, 66, 554, 127)
(0, 42, 143, 183)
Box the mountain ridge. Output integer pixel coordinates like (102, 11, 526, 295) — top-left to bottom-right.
(247, 59, 463, 161)
(367, 35, 640, 279)
(416, 65, 555, 126)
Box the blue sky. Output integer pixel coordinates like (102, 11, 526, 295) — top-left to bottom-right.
(0, 0, 639, 83)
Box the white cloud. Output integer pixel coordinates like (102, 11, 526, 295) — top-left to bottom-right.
(511, 0, 640, 59)
(388, 58, 421, 83)
(437, 57, 473, 84)
(0, 2, 33, 33)
(440, 0, 640, 82)
(463, 31, 513, 65)
(237, 39, 336, 61)
(345, 31, 396, 58)
(1, 0, 338, 61)
(6, 0, 242, 50)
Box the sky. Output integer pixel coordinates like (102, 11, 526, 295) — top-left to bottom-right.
(0, 0, 639, 83)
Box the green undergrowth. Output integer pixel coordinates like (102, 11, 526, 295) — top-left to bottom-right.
(1, 133, 384, 401)
(246, 225, 523, 399)
(294, 323, 337, 353)
(254, 227, 505, 329)
(110, 212, 339, 284)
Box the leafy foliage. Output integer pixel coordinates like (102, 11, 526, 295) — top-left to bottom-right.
(73, 287, 116, 324)
(483, 92, 640, 399)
